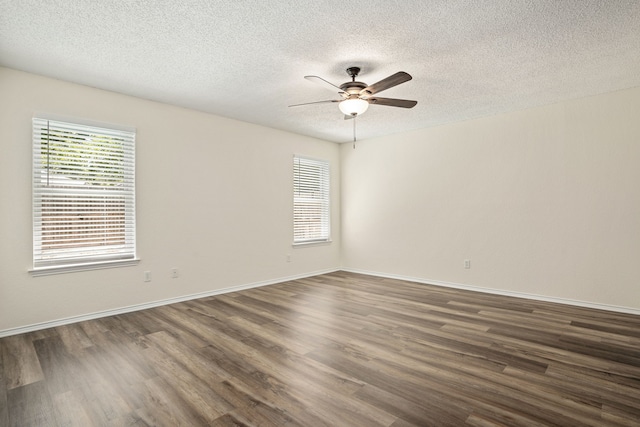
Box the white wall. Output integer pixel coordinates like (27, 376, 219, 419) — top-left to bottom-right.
(0, 67, 341, 333)
(341, 87, 640, 311)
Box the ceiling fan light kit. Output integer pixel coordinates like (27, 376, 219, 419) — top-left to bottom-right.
(339, 98, 369, 116)
(290, 66, 417, 142)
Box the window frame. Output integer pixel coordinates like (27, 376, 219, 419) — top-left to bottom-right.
(30, 116, 138, 276)
(293, 155, 331, 245)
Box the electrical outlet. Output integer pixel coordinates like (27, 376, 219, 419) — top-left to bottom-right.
(144, 271, 151, 282)
(286, 254, 291, 263)
(171, 268, 179, 278)
(464, 259, 471, 269)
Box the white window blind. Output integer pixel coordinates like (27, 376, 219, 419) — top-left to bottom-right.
(32, 118, 136, 270)
(293, 155, 330, 243)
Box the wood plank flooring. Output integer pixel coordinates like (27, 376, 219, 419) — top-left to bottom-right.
(1, 271, 639, 426)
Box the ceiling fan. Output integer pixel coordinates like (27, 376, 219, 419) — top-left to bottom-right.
(290, 66, 417, 117)
(289, 67, 417, 144)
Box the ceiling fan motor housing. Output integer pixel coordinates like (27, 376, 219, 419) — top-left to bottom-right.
(341, 66, 368, 97)
(340, 81, 367, 97)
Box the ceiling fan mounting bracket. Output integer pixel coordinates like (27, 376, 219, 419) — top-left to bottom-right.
(346, 66, 361, 81)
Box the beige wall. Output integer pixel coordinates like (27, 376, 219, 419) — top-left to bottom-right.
(2, 66, 639, 334)
(0, 67, 341, 333)
(341, 86, 640, 311)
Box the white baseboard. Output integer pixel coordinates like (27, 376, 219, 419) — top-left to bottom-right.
(4, 267, 637, 338)
(0, 268, 339, 338)
(341, 268, 640, 316)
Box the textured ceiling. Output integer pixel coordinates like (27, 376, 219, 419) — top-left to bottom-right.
(1, 1, 640, 143)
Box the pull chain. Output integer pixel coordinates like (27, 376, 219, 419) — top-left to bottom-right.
(46, 120, 50, 186)
(352, 113, 357, 149)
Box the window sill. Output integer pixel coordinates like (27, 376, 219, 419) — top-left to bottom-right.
(29, 259, 140, 277)
(292, 239, 332, 247)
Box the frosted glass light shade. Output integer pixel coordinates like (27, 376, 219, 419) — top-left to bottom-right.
(339, 98, 369, 116)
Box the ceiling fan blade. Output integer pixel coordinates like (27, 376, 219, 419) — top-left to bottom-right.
(304, 75, 345, 94)
(360, 71, 412, 96)
(368, 97, 417, 108)
(288, 100, 341, 107)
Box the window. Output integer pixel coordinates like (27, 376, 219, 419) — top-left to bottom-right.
(32, 118, 136, 273)
(293, 155, 330, 244)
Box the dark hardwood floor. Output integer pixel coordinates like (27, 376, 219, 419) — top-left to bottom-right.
(1, 271, 639, 426)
